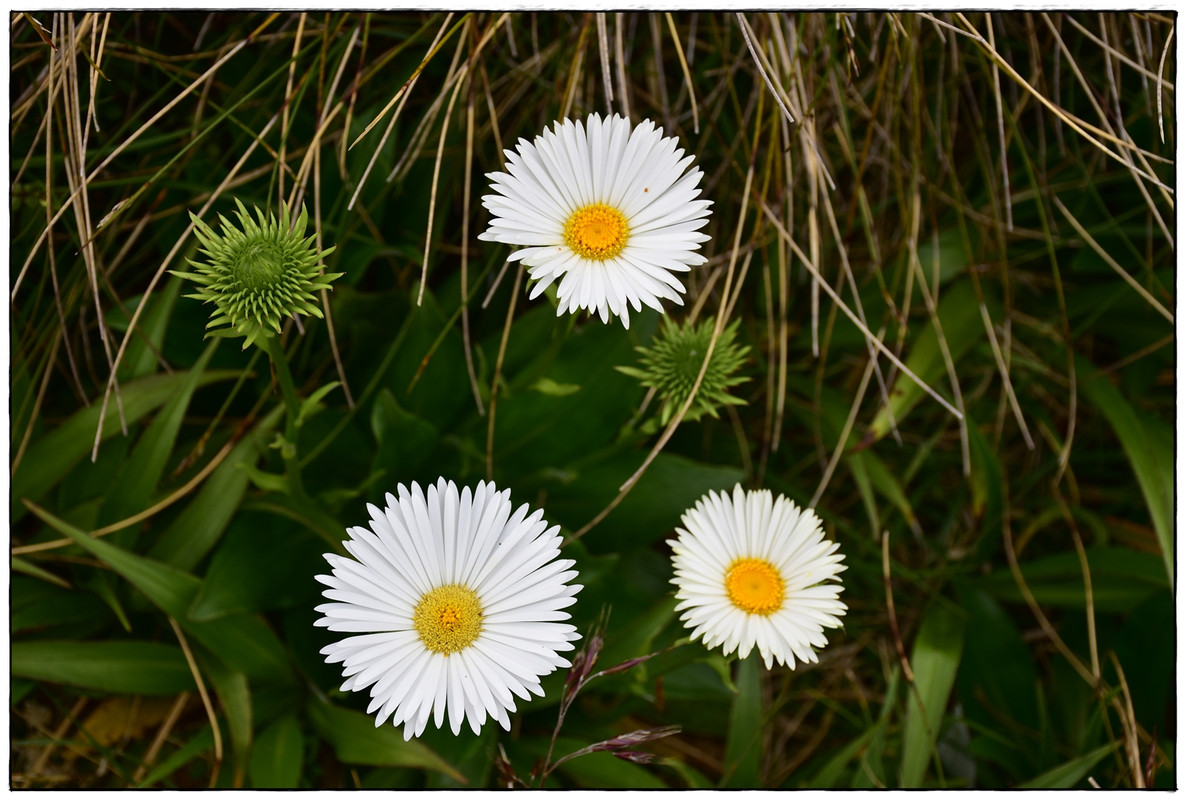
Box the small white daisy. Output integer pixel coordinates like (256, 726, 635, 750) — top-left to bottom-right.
(668, 485, 847, 669)
(315, 479, 582, 740)
(478, 112, 712, 329)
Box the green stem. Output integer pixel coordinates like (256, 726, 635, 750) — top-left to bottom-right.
(261, 333, 306, 499)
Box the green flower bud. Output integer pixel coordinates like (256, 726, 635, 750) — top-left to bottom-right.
(617, 316, 750, 425)
(171, 199, 342, 349)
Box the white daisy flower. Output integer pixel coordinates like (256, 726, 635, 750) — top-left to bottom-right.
(315, 478, 582, 740)
(478, 112, 712, 329)
(668, 485, 847, 669)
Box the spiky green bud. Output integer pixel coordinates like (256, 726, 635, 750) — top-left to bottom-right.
(171, 199, 342, 349)
(617, 316, 750, 425)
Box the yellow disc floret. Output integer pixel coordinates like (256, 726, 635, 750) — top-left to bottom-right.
(413, 583, 484, 655)
(563, 203, 629, 260)
(725, 558, 785, 616)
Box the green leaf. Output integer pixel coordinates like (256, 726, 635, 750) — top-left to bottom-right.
(597, 596, 678, 677)
(530, 376, 581, 396)
(188, 514, 325, 621)
(806, 717, 889, 788)
(660, 758, 715, 788)
(968, 422, 1006, 563)
(26, 501, 296, 683)
(370, 388, 440, 480)
(12, 640, 195, 695)
(1077, 356, 1173, 581)
(845, 447, 880, 537)
(954, 580, 1039, 732)
(11, 576, 110, 633)
(11, 555, 71, 588)
(296, 381, 340, 427)
(1018, 742, 1121, 788)
(721, 654, 763, 787)
(901, 600, 966, 787)
(974, 545, 1168, 613)
(785, 376, 915, 534)
(202, 658, 253, 778)
(86, 571, 132, 632)
(136, 727, 215, 787)
(868, 279, 991, 442)
(491, 318, 642, 473)
(853, 664, 900, 787)
(238, 461, 290, 494)
(106, 278, 182, 380)
(306, 696, 464, 783)
(850, 449, 917, 532)
(148, 404, 284, 571)
(543, 453, 746, 552)
(250, 713, 304, 788)
(11, 369, 241, 523)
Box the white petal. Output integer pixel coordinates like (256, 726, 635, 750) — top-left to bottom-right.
(479, 113, 711, 328)
(314, 479, 582, 739)
(669, 485, 847, 671)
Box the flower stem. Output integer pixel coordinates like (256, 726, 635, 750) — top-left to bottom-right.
(261, 333, 306, 499)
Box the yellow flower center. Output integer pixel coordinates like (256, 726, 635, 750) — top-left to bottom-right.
(563, 203, 629, 260)
(413, 584, 484, 655)
(725, 558, 785, 616)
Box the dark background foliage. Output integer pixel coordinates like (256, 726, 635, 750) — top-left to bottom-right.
(10, 11, 1175, 788)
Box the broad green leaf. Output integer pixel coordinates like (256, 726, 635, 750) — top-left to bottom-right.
(850, 448, 916, 532)
(188, 514, 325, 621)
(845, 447, 880, 537)
(422, 724, 496, 788)
(85, 571, 132, 632)
(11, 556, 70, 588)
(721, 654, 763, 787)
(974, 546, 1168, 613)
(954, 580, 1039, 732)
(111, 278, 182, 380)
(1018, 742, 1121, 788)
(250, 713, 304, 788)
(136, 727, 215, 787)
(1109, 591, 1174, 728)
(370, 388, 440, 481)
(12, 640, 195, 695)
(901, 600, 966, 787)
(296, 381, 340, 427)
(202, 658, 253, 778)
(661, 758, 714, 788)
(238, 461, 290, 494)
(11, 369, 241, 522)
(11, 576, 111, 633)
(242, 491, 349, 553)
(868, 279, 992, 442)
(852, 664, 899, 788)
(542, 453, 746, 552)
(530, 376, 581, 396)
(806, 717, 889, 788)
(490, 318, 642, 473)
(785, 376, 915, 535)
(12, 679, 35, 706)
(968, 422, 1005, 563)
(148, 404, 284, 571)
(1077, 355, 1173, 581)
(26, 501, 295, 683)
(597, 596, 678, 678)
(306, 696, 464, 782)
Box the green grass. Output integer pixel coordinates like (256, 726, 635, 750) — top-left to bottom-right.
(9, 11, 1175, 788)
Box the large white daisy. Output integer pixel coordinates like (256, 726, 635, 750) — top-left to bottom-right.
(478, 112, 712, 329)
(668, 485, 847, 669)
(315, 479, 582, 740)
